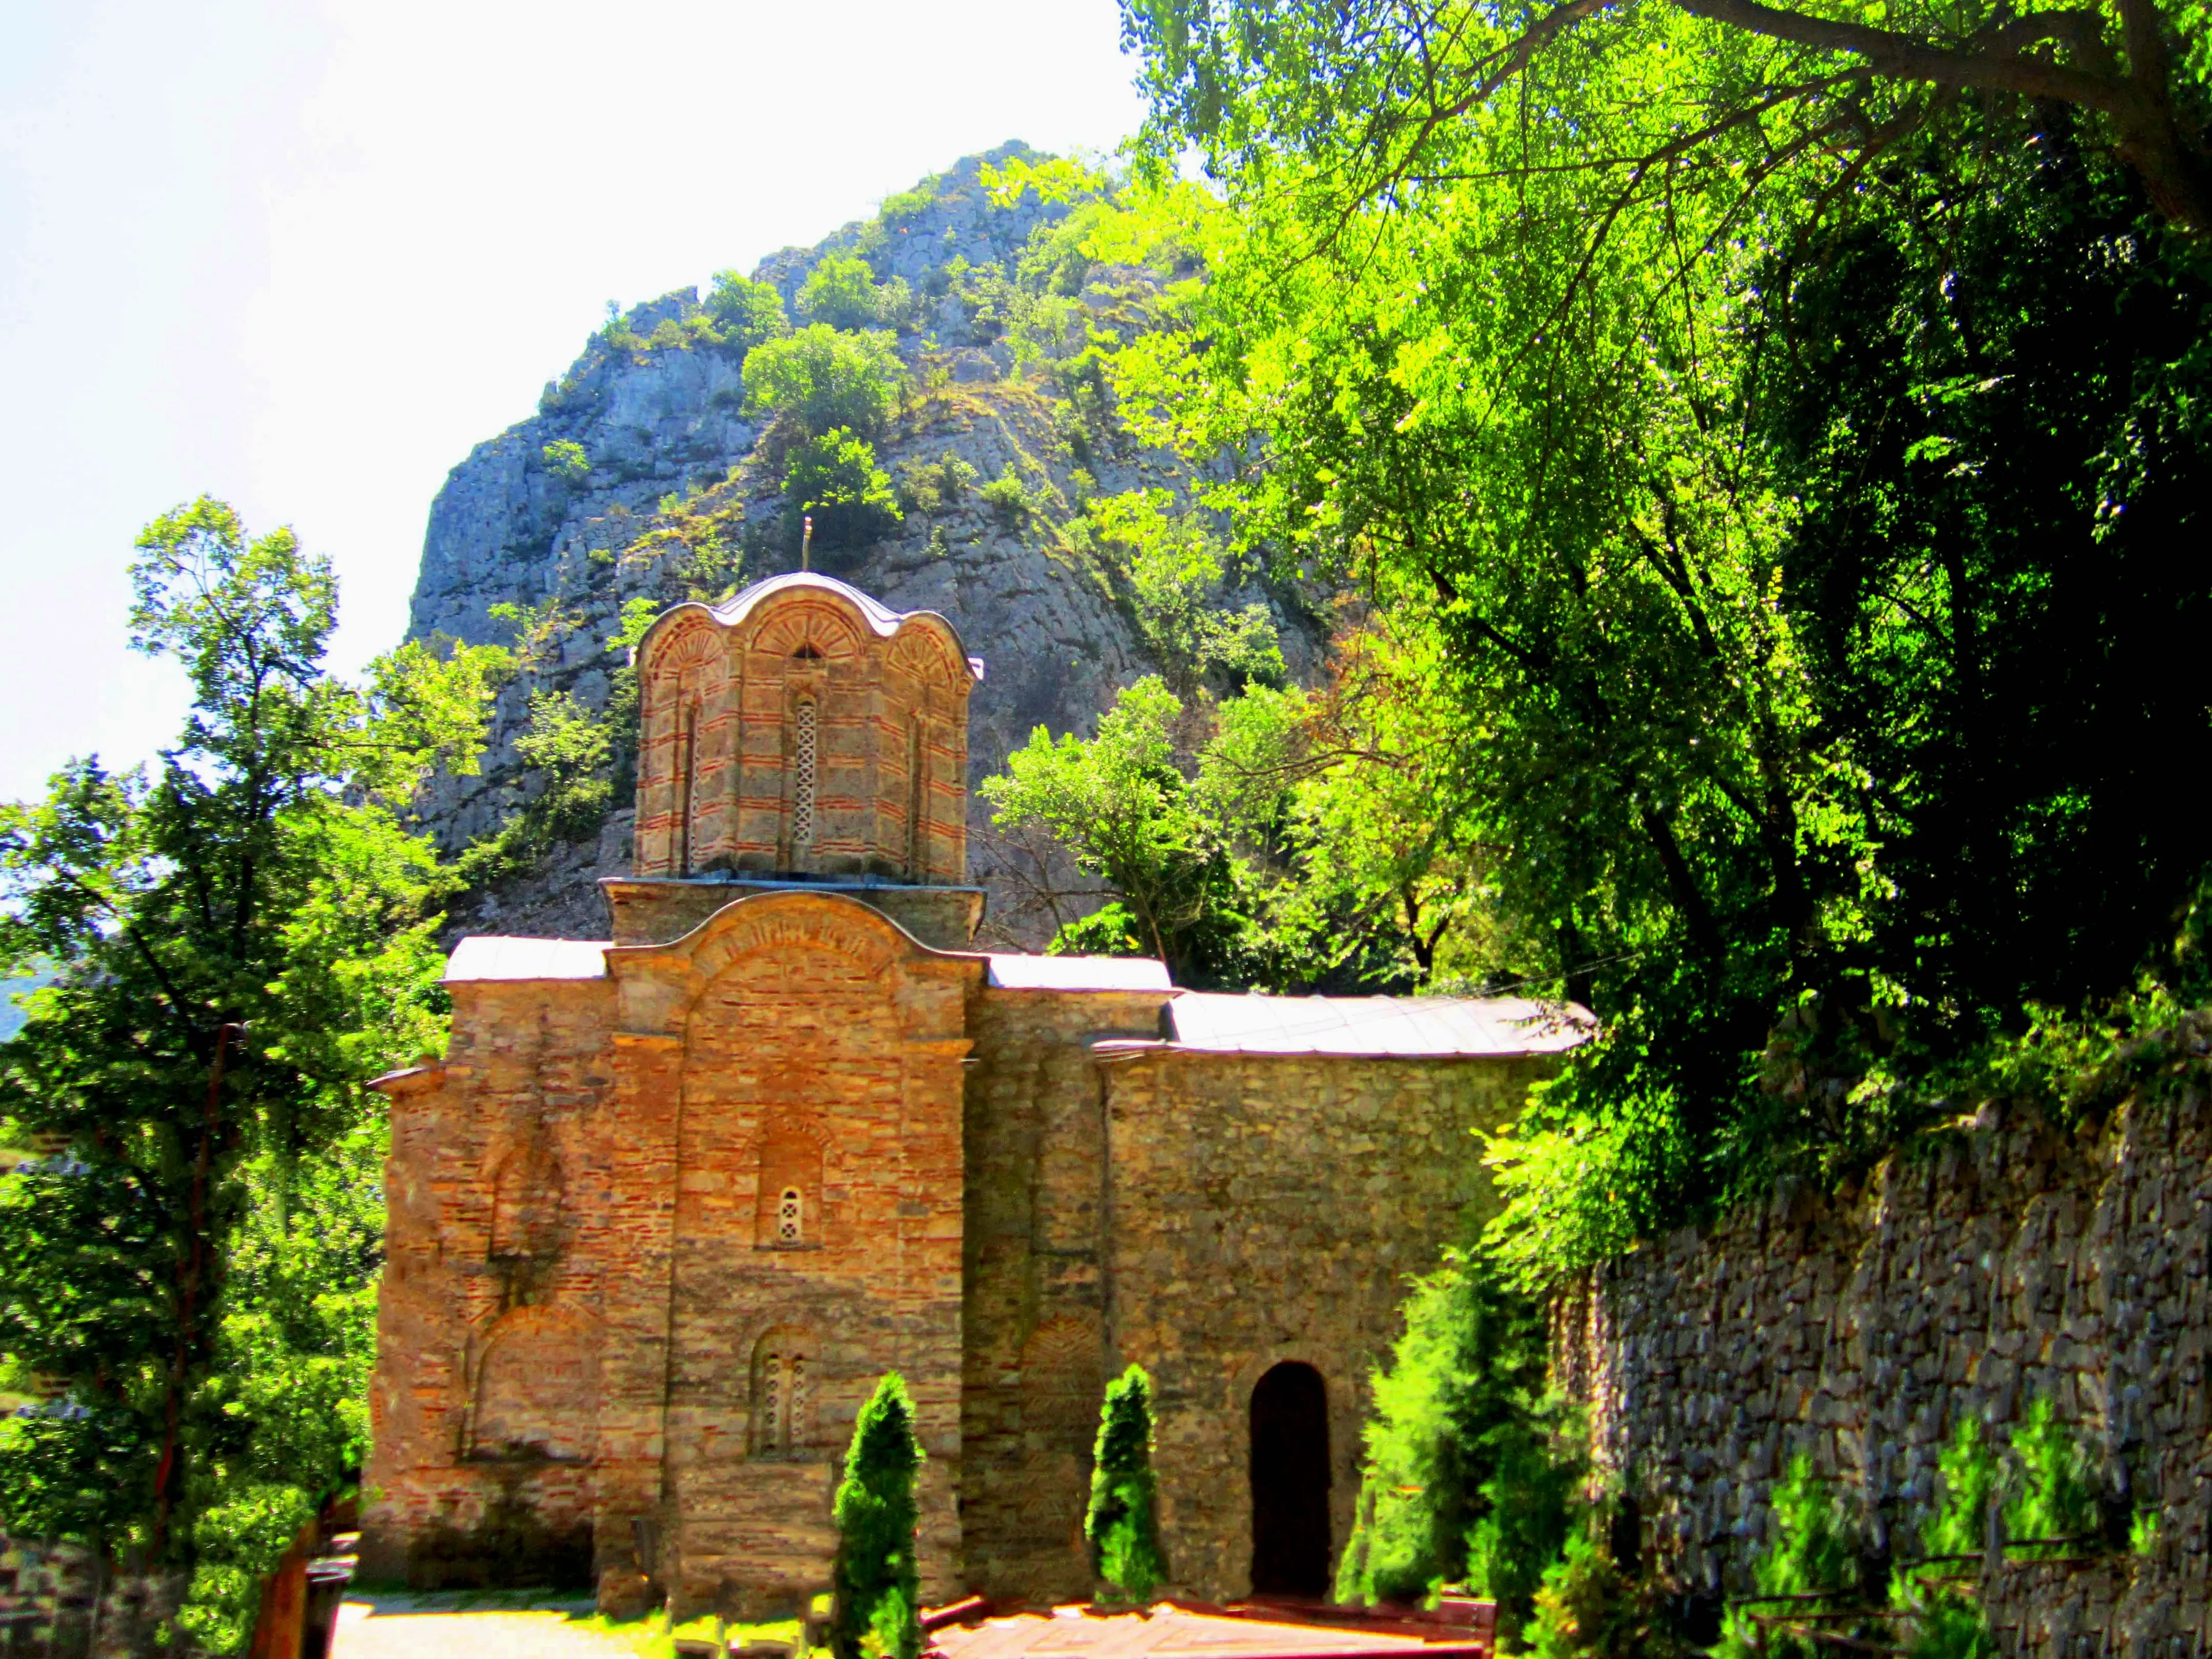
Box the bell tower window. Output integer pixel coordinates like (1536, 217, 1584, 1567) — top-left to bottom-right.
(777, 1187, 803, 1244)
(906, 717, 927, 879)
(676, 700, 698, 876)
(790, 699, 818, 858)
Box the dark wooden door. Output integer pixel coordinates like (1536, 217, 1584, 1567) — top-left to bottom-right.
(1249, 1362, 1330, 1597)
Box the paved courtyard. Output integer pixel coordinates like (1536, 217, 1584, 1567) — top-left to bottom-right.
(332, 1593, 648, 1659)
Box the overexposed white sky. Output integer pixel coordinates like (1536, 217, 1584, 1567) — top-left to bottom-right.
(0, 0, 1146, 801)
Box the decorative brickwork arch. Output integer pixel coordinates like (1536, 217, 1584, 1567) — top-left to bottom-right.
(636, 615, 729, 877)
(1019, 1315, 1104, 1441)
(469, 1304, 601, 1462)
(677, 895, 916, 999)
(748, 601, 864, 664)
(886, 621, 972, 689)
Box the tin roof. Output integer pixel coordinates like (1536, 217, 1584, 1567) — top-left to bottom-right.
(930, 1604, 1491, 1659)
(984, 955, 1173, 993)
(1157, 993, 1593, 1059)
(444, 936, 612, 983)
(702, 571, 986, 681)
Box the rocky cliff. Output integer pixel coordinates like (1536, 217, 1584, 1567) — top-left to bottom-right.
(401, 143, 1317, 945)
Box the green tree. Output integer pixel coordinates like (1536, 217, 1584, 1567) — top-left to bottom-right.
(1102, 7, 2212, 1283)
(0, 499, 502, 1648)
(541, 440, 590, 483)
(706, 270, 789, 352)
(744, 324, 906, 440)
(801, 253, 910, 331)
(1715, 1456, 1860, 1658)
(1335, 1251, 1573, 1641)
(982, 677, 1249, 982)
(2005, 1397, 2096, 1555)
(1121, 0, 2212, 239)
(785, 427, 903, 550)
(1086, 1365, 1167, 1603)
(453, 688, 615, 885)
(832, 1373, 924, 1659)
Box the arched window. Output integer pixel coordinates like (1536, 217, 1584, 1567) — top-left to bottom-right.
(753, 1328, 815, 1455)
(790, 699, 818, 858)
(755, 1119, 824, 1248)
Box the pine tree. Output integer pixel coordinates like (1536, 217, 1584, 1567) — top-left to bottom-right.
(832, 1372, 924, 1659)
(1086, 1364, 1167, 1603)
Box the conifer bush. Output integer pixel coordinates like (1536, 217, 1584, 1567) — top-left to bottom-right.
(832, 1373, 923, 1659)
(1086, 1364, 1166, 1603)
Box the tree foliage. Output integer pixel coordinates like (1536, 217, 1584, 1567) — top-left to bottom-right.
(1086, 1365, 1168, 1602)
(706, 270, 790, 353)
(744, 324, 906, 441)
(785, 427, 903, 550)
(1335, 1250, 1575, 1641)
(800, 253, 912, 331)
(0, 499, 501, 1646)
(1095, 0, 2212, 1283)
(1121, 0, 2212, 237)
(832, 1373, 923, 1659)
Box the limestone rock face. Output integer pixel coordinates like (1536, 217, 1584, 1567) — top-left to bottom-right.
(400, 143, 1316, 945)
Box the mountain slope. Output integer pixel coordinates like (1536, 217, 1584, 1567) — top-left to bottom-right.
(402, 143, 1316, 946)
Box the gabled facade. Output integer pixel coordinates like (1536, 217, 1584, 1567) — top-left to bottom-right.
(361, 573, 1589, 1616)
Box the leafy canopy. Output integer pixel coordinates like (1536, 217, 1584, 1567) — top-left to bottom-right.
(0, 498, 501, 1649)
(744, 324, 906, 440)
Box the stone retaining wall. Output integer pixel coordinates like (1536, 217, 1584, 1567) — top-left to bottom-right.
(1559, 1083, 2212, 1653)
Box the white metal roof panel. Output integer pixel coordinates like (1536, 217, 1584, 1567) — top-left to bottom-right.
(985, 954, 1173, 993)
(1163, 993, 1593, 1058)
(445, 936, 612, 983)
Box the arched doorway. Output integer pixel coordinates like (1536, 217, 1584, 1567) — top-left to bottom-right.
(1249, 1362, 1331, 1597)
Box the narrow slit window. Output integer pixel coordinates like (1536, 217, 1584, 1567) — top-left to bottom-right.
(777, 1186, 803, 1244)
(676, 701, 698, 876)
(791, 700, 817, 855)
(906, 717, 926, 878)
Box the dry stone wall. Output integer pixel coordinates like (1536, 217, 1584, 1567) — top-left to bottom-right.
(1560, 1084, 2212, 1654)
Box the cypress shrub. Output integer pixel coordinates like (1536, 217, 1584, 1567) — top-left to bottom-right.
(832, 1372, 923, 1659)
(1086, 1364, 1168, 1602)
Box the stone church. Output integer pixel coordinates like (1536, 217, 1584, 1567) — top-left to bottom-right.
(361, 571, 1588, 1614)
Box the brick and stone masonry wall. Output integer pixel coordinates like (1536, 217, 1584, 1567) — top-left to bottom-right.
(957, 986, 1166, 1606)
(1558, 1085, 2212, 1654)
(1099, 1051, 1554, 1603)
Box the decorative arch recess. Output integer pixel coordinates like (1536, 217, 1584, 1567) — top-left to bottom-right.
(679, 899, 913, 995)
(488, 1135, 565, 1260)
(471, 1306, 601, 1462)
(753, 1116, 830, 1247)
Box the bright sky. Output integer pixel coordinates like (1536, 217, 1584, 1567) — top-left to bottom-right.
(0, 0, 1147, 802)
